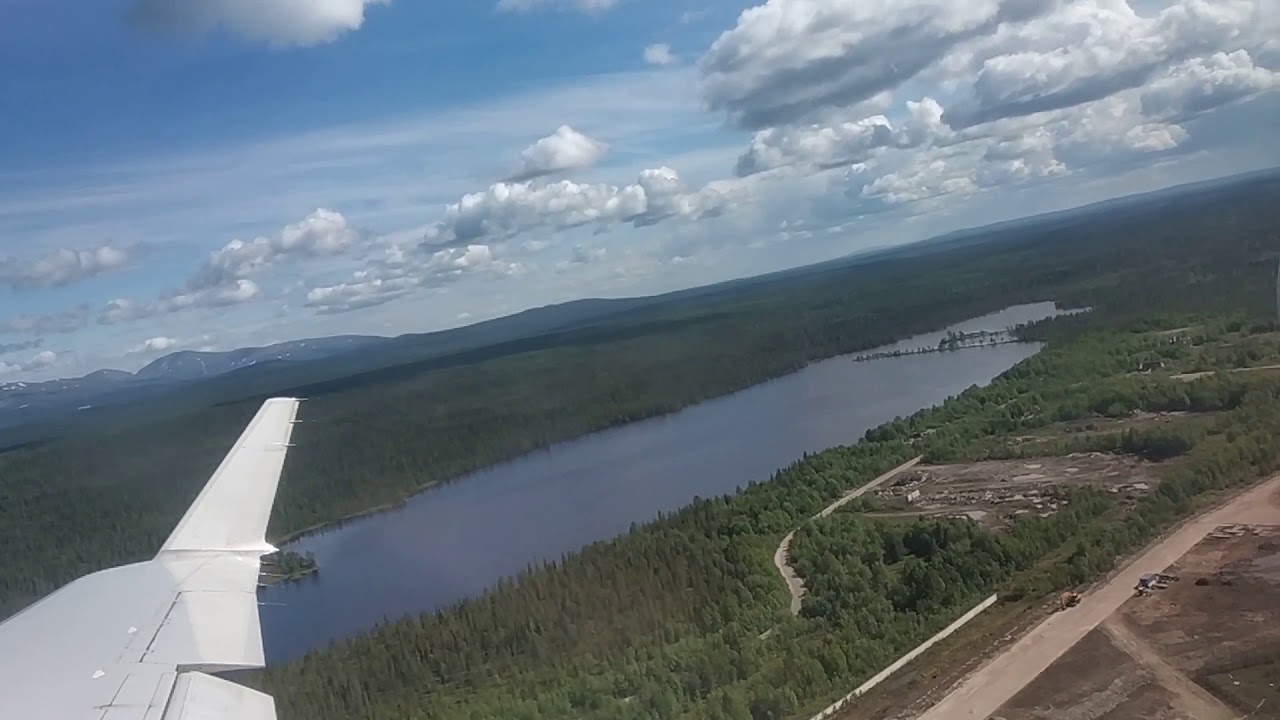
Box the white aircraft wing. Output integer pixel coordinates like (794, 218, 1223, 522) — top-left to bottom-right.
(0, 397, 301, 720)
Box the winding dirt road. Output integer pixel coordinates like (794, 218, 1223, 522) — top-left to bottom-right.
(774, 456, 923, 615)
(916, 473, 1280, 720)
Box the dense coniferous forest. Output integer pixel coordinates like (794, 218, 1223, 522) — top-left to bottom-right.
(1, 173, 1279, 718)
(254, 314, 1280, 719)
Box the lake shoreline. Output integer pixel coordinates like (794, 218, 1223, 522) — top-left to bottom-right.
(270, 306, 1064, 550)
(260, 303, 1066, 660)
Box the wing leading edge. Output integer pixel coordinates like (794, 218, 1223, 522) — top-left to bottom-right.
(0, 397, 301, 720)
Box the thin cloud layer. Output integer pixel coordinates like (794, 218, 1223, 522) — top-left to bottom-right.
(509, 126, 610, 181)
(0, 241, 143, 290)
(495, 0, 618, 13)
(306, 244, 513, 314)
(100, 279, 262, 325)
(0, 306, 91, 336)
(129, 0, 390, 47)
(305, 275, 414, 314)
(0, 339, 43, 354)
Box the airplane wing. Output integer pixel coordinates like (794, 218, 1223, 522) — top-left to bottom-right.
(0, 397, 301, 720)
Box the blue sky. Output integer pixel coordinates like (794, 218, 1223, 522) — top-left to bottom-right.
(2, 0, 1278, 380)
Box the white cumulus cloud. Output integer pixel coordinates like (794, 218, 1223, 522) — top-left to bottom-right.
(942, 0, 1266, 127)
(96, 207, 356, 328)
(715, 0, 1273, 210)
(1053, 93, 1189, 162)
(734, 98, 950, 176)
(644, 43, 678, 67)
(128, 336, 181, 355)
(1141, 50, 1280, 121)
(699, 0, 1049, 129)
(128, 0, 390, 47)
(190, 208, 360, 290)
(14, 0, 1275, 355)
(0, 241, 143, 290)
(700, 0, 1270, 145)
(101, 209, 356, 325)
(510, 126, 610, 181)
(424, 167, 734, 246)
(0, 350, 59, 377)
(856, 157, 979, 208)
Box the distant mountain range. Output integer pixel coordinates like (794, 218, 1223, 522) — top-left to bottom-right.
(130, 336, 388, 382)
(0, 298, 665, 443)
(0, 336, 387, 428)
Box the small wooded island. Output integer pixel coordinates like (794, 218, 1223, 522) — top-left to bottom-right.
(259, 550, 319, 587)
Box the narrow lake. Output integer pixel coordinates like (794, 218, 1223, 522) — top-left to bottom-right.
(260, 302, 1064, 661)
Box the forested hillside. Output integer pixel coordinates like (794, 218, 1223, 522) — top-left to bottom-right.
(1, 173, 1279, 718)
(244, 305, 1280, 719)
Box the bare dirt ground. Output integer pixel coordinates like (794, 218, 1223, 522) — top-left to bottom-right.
(868, 454, 1160, 531)
(1099, 617, 1235, 720)
(773, 456, 922, 616)
(987, 524, 1280, 720)
(990, 626, 1191, 720)
(1119, 525, 1280, 717)
(915, 475, 1280, 720)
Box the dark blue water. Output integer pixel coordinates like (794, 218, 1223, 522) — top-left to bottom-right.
(260, 303, 1063, 661)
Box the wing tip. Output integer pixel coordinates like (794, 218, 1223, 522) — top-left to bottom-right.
(158, 397, 302, 556)
(265, 396, 303, 405)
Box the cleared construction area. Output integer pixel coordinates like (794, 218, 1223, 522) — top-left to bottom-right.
(868, 454, 1160, 531)
(916, 474, 1280, 720)
(992, 524, 1280, 719)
